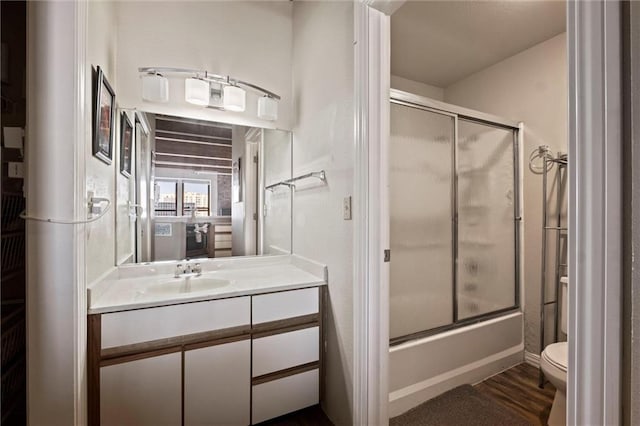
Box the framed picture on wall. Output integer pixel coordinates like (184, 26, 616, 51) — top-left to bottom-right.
(120, 112, 133, 178)
(93, 66, 116, 164)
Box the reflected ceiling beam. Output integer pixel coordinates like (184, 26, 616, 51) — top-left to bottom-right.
(154, 160, 232, 170)
(155, 129, 231, 143)
(155, 136, 231, 148)
(155, 152, 232, 162)
(155, 140, 231, 158)
(155, 163, 231, 175)
(155, 155, 231, 167)
(155, 114, 233, 129)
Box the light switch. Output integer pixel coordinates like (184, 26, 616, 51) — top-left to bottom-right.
(343, 196, 352, 220)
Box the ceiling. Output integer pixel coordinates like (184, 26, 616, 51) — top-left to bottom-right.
(391, 1, 566, 88)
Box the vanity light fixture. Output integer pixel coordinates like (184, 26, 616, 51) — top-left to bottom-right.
(257, 95, 278, 121)
(138, 67, 280, 120)
(141, 73, 169, 103)
(185, 77, 210, 106)
(222, 84, 246, 112)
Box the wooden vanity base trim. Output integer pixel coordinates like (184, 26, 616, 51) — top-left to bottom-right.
(100, 324, 252, 361)
(100, 345, 182, 367)
(252, 318, 319, 340)
(319, 286, 326, 402)
(251, 313, 319, 334)
(184, 333, 250, 352)
(251, 361, 320, 386)
(88, 315, 101, 426)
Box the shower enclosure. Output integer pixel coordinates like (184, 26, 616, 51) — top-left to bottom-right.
(390, 89, 521, 344)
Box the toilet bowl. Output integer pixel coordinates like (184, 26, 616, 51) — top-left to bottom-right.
(540, 341, 567, 426)
(540, 276, 569, 426)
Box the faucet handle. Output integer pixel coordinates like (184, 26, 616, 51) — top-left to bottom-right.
(175, 263, 183, 278)
(194, 263, 202, 275)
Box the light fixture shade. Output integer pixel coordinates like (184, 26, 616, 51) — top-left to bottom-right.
(258, 96, 278, 121)
(185, 78, 210, 106)
(141, 74, 169, 103)
(223, 85, 246, 112)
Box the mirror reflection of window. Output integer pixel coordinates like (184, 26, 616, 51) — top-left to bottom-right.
(183, 181, 210, 217)
(155, 180, 178, 216)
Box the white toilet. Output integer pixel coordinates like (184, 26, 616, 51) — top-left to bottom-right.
(540, 276, 568, 426)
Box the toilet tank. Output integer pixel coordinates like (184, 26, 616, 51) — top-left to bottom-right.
(560, 276, 568, 334)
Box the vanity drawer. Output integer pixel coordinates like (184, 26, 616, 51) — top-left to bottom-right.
(101, 297, 250, 348)
(252, 287, 319, 324)
(252, 369, 319, 424)
(252, 326, 319, 377)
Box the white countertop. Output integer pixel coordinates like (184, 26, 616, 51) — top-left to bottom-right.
(88, 255, 327, 314)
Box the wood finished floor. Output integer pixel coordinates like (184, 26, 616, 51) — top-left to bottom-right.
(475, 363, 556, 426)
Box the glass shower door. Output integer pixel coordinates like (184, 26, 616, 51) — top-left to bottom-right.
(456, 119, 517, 319)
(389, 102, 455, 340)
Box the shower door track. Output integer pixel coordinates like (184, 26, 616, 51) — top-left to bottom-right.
(389, 89, 523, 347)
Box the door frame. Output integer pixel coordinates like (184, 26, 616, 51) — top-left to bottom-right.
(353, 3, 390, 425)
(353, 0, 625, 424)
(567, 1, 623, 424)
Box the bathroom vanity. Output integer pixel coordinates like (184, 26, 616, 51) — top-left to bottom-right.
(87, 255, 327, 425)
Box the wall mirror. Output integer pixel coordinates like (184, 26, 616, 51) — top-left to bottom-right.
(115, 111, 292, 264)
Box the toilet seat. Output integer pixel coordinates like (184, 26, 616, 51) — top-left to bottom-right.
(542, 342, 568, 373)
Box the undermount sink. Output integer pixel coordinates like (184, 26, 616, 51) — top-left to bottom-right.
(141, 276, 231, 295)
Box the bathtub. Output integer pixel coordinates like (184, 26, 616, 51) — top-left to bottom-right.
(388, 311, 524, 416)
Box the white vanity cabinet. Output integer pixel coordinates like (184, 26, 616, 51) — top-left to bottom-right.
(88, 286, 325, 426)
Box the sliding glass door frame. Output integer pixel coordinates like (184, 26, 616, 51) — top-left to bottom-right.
(390, 89, 522, 346)
(389, 99, 457, 337)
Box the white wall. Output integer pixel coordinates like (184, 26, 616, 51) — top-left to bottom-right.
(391, 74, 444, 101)
(115, 1, 293, 130)
(262, 129, 292, 254)
(86, 1, 118, 284)
(445, 33, 568, 354)
(291, 2, 354, 424)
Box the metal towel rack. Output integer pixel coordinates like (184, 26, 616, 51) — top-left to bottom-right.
(265, 170, 326, 191)
(539, 149, 568, 388)
(264, 182, 295, 191)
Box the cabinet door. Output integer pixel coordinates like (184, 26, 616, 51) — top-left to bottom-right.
(184, 339, 251, 426)
(101, 352, 181, 426)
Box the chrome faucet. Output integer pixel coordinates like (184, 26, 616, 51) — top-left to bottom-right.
(174, 262, 202, 278)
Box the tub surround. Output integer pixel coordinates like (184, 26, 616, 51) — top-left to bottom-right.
(88, 254, 327, 314)
(389, 312, 524, 416)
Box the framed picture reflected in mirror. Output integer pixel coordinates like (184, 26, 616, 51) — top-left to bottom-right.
(120, 112, 133, 178)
